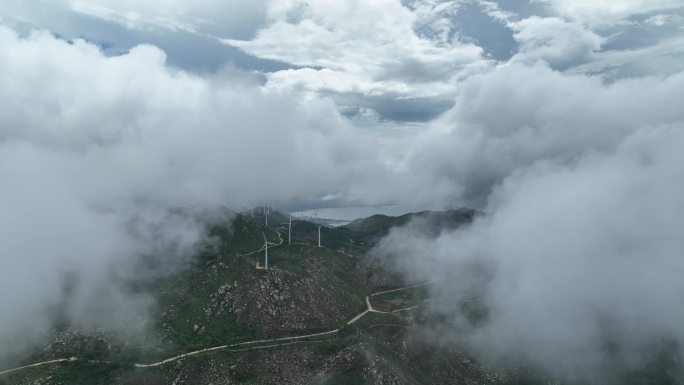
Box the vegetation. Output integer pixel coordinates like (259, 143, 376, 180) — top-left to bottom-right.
(344, 208, 478, 244)
(7, 208, 675, 384)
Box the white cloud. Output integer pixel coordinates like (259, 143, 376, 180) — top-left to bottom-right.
(380, 126, 684, 379)
(69, 0, 197, 32)
(400, 62, 684, 206)
(510, 16, 603, 69)
(2, 2, 684, 376)
(376, 62, 684, 379)
(570, 35, 684, 78)
(0, 0, 269, 41)
(0, 26, 396, 360)
(534, 0, 684, 25)
(67, 0, 268, 36)
(223, 0, 489, 121)
(645, 13, 684, 27)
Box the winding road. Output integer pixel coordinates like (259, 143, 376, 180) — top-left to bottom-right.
(0, 227, 425, 376)
(239, 227, 284, 258)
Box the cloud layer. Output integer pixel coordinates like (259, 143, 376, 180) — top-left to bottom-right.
(4, 0, 683, 121)
(376, 63, 684, 379)
(223, 0, 490, 122)
(0, 26, 389, 361)
(1, 1, 684, 379)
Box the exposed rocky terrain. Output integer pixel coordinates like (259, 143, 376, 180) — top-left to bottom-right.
(0, 208, 560, 385)
(204, 262, 359, 334)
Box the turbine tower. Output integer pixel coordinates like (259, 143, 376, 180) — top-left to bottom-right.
(318, 225, 322, 248)
(263, 232, 269, 270)
(288, 215, 292, 245)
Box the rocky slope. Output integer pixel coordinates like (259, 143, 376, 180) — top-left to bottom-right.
(0, 209, 574, 385)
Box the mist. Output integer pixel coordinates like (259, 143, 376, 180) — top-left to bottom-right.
(2, 1, 684, 380)
(0, 26, 390, 362)
(376, 63, 684, 380)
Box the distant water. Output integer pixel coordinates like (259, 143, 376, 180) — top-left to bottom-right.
(290, 204, 433, 222)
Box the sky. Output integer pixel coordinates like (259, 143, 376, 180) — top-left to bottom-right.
(1, 0, 684, 380)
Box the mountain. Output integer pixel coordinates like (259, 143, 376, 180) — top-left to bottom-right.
(0, 208, 599, 385)
(341, 208, 479, 246)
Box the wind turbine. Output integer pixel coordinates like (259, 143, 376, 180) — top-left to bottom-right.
(288, 215, 292, 245)
(318, 225, 322, 248)
(263, 232, 269, 270)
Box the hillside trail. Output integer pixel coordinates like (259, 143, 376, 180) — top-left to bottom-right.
(0, 226, 425, 375)
(239, 227, 284, 257)
(133, 283, 422, 369)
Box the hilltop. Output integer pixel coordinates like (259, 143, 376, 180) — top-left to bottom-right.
(0, 208, 540, 385)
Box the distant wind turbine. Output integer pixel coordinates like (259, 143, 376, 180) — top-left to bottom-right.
(288, 215, 292, 245)
(318, 225, 322, 248)
(263, 232, 269, 270)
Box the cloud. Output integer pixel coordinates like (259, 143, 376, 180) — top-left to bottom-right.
(66, 0, 268, 37)
(497, 2, 684, 77)
(400, 62, 684, 205)
(376, 63, 684, 379)
(0, 0, 281, 73)
(69, 0, 196, 33)
(510, 16, 603, 69)
(0, 26, 392, 361)
(571, 36, 684, 80)
(2, 2, 684, 377)
(4, 0, 682, 117)
(645, 13, 684, 26)
(534, 0, 684, 25)
(223, 0, 489, 122)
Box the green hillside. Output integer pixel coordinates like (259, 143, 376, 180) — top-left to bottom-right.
(6, 207, 674, 385)
(342, 208, 478, 245)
